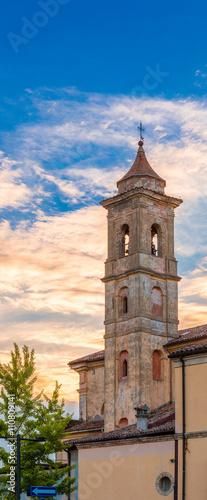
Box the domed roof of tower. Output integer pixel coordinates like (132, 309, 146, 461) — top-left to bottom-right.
(117, 140, 166, 194)
(120, 141, 164, 182)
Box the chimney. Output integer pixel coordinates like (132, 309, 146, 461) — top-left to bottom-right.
(134, 404, 150, 431)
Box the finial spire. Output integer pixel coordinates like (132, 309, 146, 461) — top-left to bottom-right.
(137, 121, 145, 150)
(138, 120, 144, 140)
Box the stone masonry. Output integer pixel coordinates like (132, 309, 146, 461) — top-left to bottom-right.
(69, 351, 105, 421)
(100, 140, 182, 431)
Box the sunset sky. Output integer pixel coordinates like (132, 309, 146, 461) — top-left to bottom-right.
(0, 0, 207, 417)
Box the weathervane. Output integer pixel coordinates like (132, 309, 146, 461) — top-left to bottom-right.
(137, 121, 145, 145)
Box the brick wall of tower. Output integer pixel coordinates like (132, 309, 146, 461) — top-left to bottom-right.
(104, 329, 171, 431)
(102, 185, 182, 432)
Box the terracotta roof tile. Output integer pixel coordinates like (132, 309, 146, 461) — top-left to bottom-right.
(169, 341, 207, 358)
(118, 148, 165, 183)
(65, 419, 80, 429)
(66, 421, 174, 445)
(68, 419, 104, 432)
(165, 324, 207, 347)
(69, 350, 104, 366)
(149, 401, 174, 419)
(64, 402, 175, 445)
(148, 402, 175, 429)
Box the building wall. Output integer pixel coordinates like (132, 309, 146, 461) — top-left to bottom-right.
(103, 190, 180, 431)
(86, 365, 105, 419)
(78, 439, 175, 500)
(78, 363, 104, 421)
(75, 350, 207, 500)
(174, 354, 207, 433)
(173, 353, 207, 499)
(176, 436, 207, 500)
(184, 437, 207, 500)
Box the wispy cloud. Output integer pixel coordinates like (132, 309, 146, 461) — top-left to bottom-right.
(0, 88, 207, 407)
(194, 64, 207, 88)
(1, 91, 207, 221)
(34, 165, 84, 203)
(0, 152, 32, 208)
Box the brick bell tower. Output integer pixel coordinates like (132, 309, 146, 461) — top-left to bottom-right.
(100, 125, 182, 432)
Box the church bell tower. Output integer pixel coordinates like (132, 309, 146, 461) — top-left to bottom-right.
(101, 126, 182, 432)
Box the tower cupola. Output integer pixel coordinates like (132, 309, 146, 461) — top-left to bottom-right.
(117, 140, 166, 195)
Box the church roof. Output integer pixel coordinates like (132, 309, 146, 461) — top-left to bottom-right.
(69, 350, 104, 366)
(68, 418, 104, 433)
(64, 402, 175, 446)
(118, 143, 165, 184)
(168, 341, 207, 358)
(148, 401, 175, 428)
(165, 324, 207, 347)
(66, 422, 175, 446)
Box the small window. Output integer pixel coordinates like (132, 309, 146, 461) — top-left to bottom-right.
(124, 228, 129, 256)
(123, 359, 128, 377)
(153, 350, 162, 381)
(151, 224, 161, 256)
(120, 224, 129, 257)
(101, 403, 104, 417)
(119, 418, 128, 428)
(160, 477, 171, 492)
(155, 472, 174, 496)
(119, 351, 128, 380)
(123, 296, 128, 314)
(119, 287, 129, 317)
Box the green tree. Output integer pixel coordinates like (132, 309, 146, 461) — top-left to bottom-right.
(0, 343, 76, 499)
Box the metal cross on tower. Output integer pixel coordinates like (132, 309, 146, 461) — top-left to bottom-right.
(137, 121, 145, 141)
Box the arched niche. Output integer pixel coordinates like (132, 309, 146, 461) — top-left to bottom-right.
(119, 287, 129, 316)
(119, 350, 128, 380)
(151, 286, 163, 317)
(152, 350, 163, 381)
(151, 223, 162, 257)
(120, 224, 129, 257)
(119, 417, 128, 428)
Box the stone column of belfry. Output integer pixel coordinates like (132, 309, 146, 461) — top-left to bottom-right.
(100, 136, 182, 432)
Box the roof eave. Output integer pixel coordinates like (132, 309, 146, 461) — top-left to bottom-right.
(69, 426, 175, 447)
(117, 173, 166, 186)
(169, 346, 207, 359)
(100, 188, 183, 209)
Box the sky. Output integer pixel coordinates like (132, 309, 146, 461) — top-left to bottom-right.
(0, 0, 207, 417)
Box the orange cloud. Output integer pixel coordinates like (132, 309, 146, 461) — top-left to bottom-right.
(1, 91, 207, 411)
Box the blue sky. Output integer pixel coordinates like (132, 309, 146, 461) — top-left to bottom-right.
(1, 0, 207, 104)
(0, 0, 207, 415)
